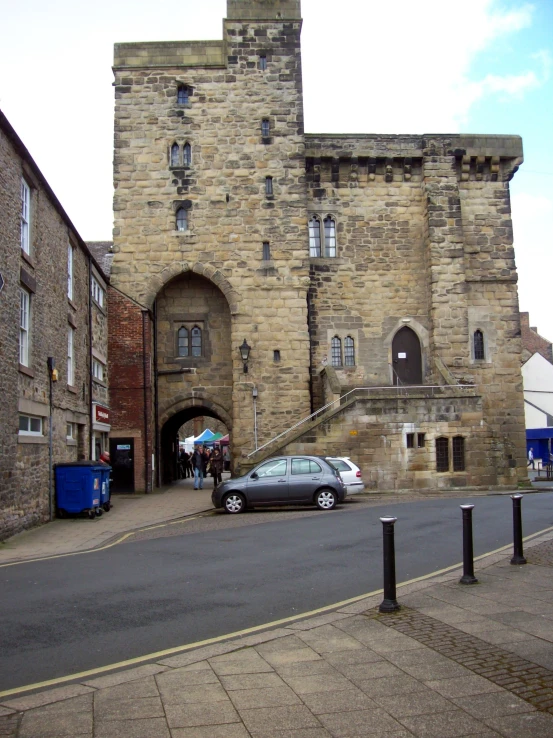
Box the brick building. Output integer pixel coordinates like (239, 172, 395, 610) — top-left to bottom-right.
(108, 0, 528, 493)
(0, 110, 109, 540)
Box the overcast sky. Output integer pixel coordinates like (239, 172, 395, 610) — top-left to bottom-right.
(1, 0, 552, 339)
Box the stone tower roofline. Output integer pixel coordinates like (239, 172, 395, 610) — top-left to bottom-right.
(227, 0, 301, 20)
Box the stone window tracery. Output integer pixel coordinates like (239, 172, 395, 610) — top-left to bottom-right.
(177, 324, 203, 358)
(309, 214, 337, 257)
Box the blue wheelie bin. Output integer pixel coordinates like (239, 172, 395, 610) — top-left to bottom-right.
(99, 465, 112, 512)
(55, 461, 104, 518)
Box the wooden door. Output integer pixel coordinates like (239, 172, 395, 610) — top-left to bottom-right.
(392, 327, 422, 385)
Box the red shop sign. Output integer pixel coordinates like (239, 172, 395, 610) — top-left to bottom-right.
(95, 405, 110, 424)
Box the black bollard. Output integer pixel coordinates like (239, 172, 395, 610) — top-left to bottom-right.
(510, 494, 527, 566)
(459, 504, 478, 585)
(379, 516, 400, 613)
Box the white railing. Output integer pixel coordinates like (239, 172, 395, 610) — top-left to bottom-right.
(247, 384, 474, 458)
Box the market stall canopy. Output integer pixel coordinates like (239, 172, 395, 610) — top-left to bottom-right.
(193, 429, 215, 444)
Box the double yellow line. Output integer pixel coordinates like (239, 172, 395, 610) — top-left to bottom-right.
(1, 524, 552, 700)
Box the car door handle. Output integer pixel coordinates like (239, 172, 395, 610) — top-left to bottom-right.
(312, 477, 320, 480)
(278, 479, 287, 483)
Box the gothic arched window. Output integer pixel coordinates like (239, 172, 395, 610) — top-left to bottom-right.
(344, 336, 355, 366)
(473, 330, 485, 361)
(183, 143, 192, 166)
(324, 215, 336, 257)
(331, 336, 342, 367)
(176, 208, 187, 232)
(177, 326, 189, 357)
(309, 216, 321, 257)
(191, 326, 202, 357)
(170, 143, 180, 167)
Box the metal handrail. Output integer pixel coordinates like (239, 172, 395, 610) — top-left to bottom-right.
(247, 383, 474, 458)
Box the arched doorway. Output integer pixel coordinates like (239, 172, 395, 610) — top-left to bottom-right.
(160, 404, 230, 485)
(155, 271, 234, 484)
(392, 326, 423, 385)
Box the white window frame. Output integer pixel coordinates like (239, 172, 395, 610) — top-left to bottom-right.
(66, 422, 75, 440)
(91, 276, 104, 308)
(67, 244, 74, 300)
(92, 358, 105, 382)
(20, 288, 30, 366)
(19, 414, 43, 436)
(67, 326, 74, 385)
(21, 179, 30, 254)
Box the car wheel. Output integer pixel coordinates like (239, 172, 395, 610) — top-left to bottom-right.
(223, 492, 246, 514)
(315, 488, 337, 510)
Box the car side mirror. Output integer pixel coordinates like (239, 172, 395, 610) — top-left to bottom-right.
(251, 472, 258, 480)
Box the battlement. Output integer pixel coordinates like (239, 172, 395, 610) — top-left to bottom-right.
(227, 0, 301, 20)
(113, 41, 225, 70)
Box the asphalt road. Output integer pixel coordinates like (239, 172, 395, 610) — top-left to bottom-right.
(1, 492, 552, 693)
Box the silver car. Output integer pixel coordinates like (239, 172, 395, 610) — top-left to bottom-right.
(212, 455, 346, 514)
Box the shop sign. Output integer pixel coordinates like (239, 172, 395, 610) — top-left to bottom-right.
(95, 405, 110, 424)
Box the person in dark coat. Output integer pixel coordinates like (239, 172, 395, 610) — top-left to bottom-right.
(209, 447, 223, 487)
(179, 450, 190, 479)
(192, 445, 206, 489)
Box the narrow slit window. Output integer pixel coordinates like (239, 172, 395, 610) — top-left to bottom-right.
(324, 216, 337, 257)
(406, 433, 415, 449)
(176, 208, 188, 232)
(309, 216, 321, 257)
(331, 336, 342, 367)
(265, 176, 273, 196)
(273, 350, 281, 362)
(261, 119, 270, 137)
(183, 143, 191, 166)
(259, 55, 267, 70)
(436, 437, 449, 473)
(177, 85, 189, 104)
(453, 436, 465, 471)
(191, 326, 202, 357)
(170, 143, 180, 167)
(344, 336, 355, 366)
(67, 244, 74, 300)
(474, 330, 485, 361)
(417, 433, 426, 448)
(262, 242, 271, 261)
(177, 326, 189, 357)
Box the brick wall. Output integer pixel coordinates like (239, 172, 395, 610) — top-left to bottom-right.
(520, 312, 553, 364)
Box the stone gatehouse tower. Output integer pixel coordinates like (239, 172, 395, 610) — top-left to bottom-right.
(109, 0, 527, 492)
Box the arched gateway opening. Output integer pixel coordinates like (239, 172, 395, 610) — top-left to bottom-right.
(155, 271, 233, 484)
(160, 403, 231, 485)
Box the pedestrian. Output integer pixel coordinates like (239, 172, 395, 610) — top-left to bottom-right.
(192, 445, 206, 489)
(184, 451, 192, 478)
(209, 447, 223, 487)
(179, 449, 189, 479)
(527, 447, 534, 470)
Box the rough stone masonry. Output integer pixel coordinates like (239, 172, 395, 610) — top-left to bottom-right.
(108, 0, 527, 492)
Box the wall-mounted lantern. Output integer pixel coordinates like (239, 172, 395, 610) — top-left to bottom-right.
(239, 339, 251, 373)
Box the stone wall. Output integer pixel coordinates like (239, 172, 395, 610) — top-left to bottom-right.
(110, 0, 312, 468)
(0, 112, 99, 540)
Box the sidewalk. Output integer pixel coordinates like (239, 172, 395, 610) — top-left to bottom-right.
(0, 477, 215, 566)
(1, 527, 553, 736)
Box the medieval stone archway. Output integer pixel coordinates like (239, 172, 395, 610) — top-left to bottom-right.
(154, 271, 234, 484)
(159, 399, 231, 484)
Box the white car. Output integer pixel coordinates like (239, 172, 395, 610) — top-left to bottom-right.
(324, 457, 364, 494)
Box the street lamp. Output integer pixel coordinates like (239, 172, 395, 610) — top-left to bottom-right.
(239, 339, 251, 373)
